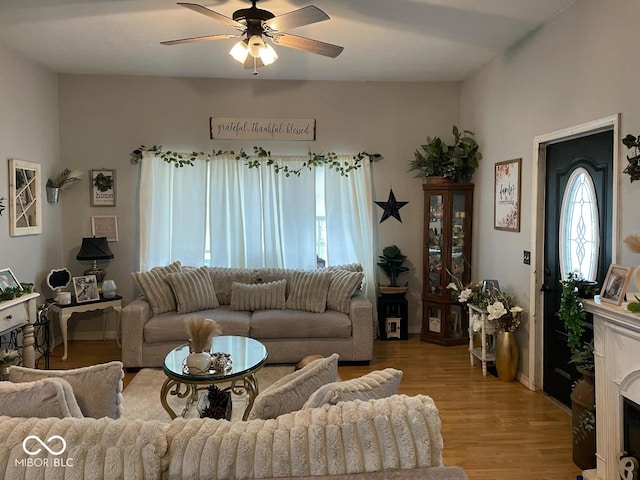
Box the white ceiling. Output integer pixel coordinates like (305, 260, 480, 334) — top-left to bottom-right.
(0, 0, 575, 82)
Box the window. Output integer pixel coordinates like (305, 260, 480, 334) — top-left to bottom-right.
(139, 154, 375, 298)
(559, 167, 599, 281)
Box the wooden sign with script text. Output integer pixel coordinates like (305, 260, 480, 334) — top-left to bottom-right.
(210, 117, 316, 141)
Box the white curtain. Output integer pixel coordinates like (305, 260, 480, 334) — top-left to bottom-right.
(324, 157, 376, 303)
(208, 155, 316, 268)
(139, 155, 207, 270)
(139, 153, 375, 301)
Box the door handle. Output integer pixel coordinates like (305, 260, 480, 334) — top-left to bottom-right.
(540, 283, 555, 292)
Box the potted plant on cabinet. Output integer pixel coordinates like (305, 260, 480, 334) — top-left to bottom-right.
(409, 125, 482, 183)
(559, 271, 599, 470)
(377, 245, 409, 293)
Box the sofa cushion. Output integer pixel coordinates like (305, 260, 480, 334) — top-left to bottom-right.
(285, 270, 333, 313)
(303, 368, 403, 409)
(208, 267, 257, 305)
(247, 353, 339, 420)
(131, 261, 182, 315)
(326, 263, 363, 272)
(9, 361, 124, 419)
(253, 268, 299, 295)
(230, 280, 286, 311)
(250, 309, 351, 339)
(165, 266, 220, 314)
(326, 269, 365, 314)
(144, 306, 251, 343)
(0, 378, 84, 418)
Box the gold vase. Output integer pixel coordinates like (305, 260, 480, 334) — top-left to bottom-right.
(495, 331, 519, 382)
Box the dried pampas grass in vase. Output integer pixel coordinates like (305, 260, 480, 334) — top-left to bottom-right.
(184, 317, 222, 375)
(185, 317, 222, 353)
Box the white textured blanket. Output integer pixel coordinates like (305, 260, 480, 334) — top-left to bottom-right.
(0, 394, 443, 480)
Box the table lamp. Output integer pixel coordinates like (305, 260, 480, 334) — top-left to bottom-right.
(76, 236, 114, 284)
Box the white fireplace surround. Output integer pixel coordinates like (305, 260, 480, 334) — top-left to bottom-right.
(585, 299, 640, 480)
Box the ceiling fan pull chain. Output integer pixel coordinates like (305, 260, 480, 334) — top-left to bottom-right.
(253, 56, 258, 76)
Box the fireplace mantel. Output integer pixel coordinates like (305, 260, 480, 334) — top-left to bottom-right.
(584, 299, 640, 480)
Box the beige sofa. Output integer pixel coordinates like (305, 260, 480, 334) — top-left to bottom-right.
(122, 265, 374, 368)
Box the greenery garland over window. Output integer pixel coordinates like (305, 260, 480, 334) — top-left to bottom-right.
(131, 145, 380, 177)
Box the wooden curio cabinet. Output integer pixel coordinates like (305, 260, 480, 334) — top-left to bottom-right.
(421, 182, 474, 345)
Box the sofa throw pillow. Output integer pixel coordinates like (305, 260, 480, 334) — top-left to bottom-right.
(326, 269, 365, 314)
(302, 368, 403, 409)
(166, 266, 220, 314)
(247, 353, 339, 420)
(285, 270, 333, 313)
(230, 280, 286, 312)
(9, 361, 124, 419)
(208, 267, 257, 305)
(131, 261, 182, 316)
(0, 378, 84, 418)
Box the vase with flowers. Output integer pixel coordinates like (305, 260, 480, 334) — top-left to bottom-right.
(447, 275, 524, 381)
(184, 317, 222, 375)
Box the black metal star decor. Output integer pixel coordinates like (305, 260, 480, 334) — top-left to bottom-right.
(375, 189, 409, 223)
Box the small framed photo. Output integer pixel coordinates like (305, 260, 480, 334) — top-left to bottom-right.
(494, 158, 522, 232)
(91, 215, 118, 242)
(0, 268, 22, 291)
(600, 264, 634, 305)
(90, 169, 116, 207)
(73, 275, 100, 303)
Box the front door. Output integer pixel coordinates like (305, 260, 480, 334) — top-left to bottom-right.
(542, 130, 613, 406)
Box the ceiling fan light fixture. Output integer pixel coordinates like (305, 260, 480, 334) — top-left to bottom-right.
(260, 42, 278, 65)
(248, 34, 264, 58)
(229, 39, 249, 63)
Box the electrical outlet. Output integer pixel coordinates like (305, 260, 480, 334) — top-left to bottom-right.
(523, 250, 531, 265)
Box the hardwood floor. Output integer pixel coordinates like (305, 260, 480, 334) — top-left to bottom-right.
(46, 335, 582, 480)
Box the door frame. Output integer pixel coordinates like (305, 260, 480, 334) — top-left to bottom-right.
(528, 113, 621, 391)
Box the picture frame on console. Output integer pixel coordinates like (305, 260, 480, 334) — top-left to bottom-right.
(73, 275, 100, 303)
(600, 264, 634, 305)
(0, 268, 21, 291)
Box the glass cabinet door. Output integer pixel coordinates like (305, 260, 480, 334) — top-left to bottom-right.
(427, 194, 443, 294)
(451, 191, 467, 283)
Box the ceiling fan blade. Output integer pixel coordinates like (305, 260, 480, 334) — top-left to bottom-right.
(272, 33, 343, 58)
(263, 5, 329, 32)
(161, 34, 238, 46)
(177, 2, 244, 29)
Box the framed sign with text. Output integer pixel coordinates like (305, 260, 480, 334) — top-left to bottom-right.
(494, 158, 521, 232)
(90, 169, 116, 207)
(210, 117, 316, 141)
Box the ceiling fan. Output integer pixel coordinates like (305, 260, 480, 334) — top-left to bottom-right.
(161, 1, 344, 74)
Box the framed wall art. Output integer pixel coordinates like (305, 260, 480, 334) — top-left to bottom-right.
(9, 159, 42, 236)
(90, 169, 116, 207)
(73, 275, 100, 303)
(494, 158, 521, 232)
(91, 215, 118, 241)
(600, 264, 634, 305)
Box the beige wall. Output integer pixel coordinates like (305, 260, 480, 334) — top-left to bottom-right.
(461, 0, 640, 383)
(0, 42, 62, 298)
(58, 75, 460, 335)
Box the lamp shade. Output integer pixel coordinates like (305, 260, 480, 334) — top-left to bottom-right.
(76, 237, 114, 261)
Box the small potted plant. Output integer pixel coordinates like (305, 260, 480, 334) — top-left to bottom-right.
(46, 169, 82, 203)
(409, 125, 482, 183)
(377, 245, 410, 293)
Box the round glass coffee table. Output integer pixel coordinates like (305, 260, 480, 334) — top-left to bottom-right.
(161, 335, 267, 421)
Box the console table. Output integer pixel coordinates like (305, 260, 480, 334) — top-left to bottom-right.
(48, 295, 122, 361)
(0, 292, 39, 368)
